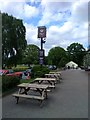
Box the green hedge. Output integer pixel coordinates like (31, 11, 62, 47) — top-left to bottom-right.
(12, 67, 29, 72)
(2, 75, 20, 92)
(31, 65, 50, 78)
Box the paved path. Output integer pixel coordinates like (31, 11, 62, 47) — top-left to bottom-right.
(2, 69, 88, 118)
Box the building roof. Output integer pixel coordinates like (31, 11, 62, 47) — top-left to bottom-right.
(66, 61, 78, 68)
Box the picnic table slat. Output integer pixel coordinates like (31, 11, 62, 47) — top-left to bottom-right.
(34, 78, 56, 81)
(18, 83, 49, 89)
(13, 94, 44, 100)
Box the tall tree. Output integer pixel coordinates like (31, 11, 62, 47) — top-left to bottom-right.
(2, 13, 27, 68)
(44, 56, 48, 65)
(88, 45, 90, 51)
(83, 52, 90, 67)
(67, 43, 86, 66)
(48, 46, 67, 67)
(22, 44, 40, 66)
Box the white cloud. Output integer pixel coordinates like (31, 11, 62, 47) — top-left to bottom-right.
(0, 1, 25, 16)
(0, 0, 38, 3)
(38, 1, 72, 25)
(24, 4, 39, 18)
(59, 21, 74, 34)
(44, 19, 88, 55)
(27, 0, 87, 53)
(0, 1, 39, 19)
(41, 0, 72, 12)
(70, 1, 88, 23)
(24, 23, 41, 48)
(0, 0, 89, 56)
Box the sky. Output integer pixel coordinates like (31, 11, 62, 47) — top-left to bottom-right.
(0, 0, 89, 56)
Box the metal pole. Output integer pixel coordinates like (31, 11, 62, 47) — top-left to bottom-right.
(40, 37, 43, 66)
(41, 37, 43, 50)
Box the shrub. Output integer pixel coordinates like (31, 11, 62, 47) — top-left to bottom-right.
(12, 67, 29, 72)
(2, 75, 20, 92)
(31, 65, 50, 78)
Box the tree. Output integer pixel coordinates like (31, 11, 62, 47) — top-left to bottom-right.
(22, 44, 40, 66)
(58, 57, 68, 67)
(67, 43, 86, 66)
(2, 13, 27, 68)
(88, 45, 90, 51)
(83, 47, 90, 67)
(44, 56, 48, 65)
(48, 46, 67, 67)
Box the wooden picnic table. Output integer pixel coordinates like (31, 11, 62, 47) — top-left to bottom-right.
(45, 73, 59, 82)
(49, 71, 61, 75)
(33, 78, 56, 88)
(49, 71, 62, 81)
(45, 73, 55, 78)
(12, 83, 49, 105)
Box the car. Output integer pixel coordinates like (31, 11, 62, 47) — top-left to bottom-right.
(0, 69, 31, 79)
(0, 69, 22, 79)
(0, 70, 9, 75)
(48, 65, 57, 70)
(7, 71, 22, 79)
(85, 66, 90, 71)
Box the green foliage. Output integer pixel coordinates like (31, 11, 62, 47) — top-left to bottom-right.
(2, 75, 20, 92)
(67, 43, 86, 66)
(2, 13, 27, 68)
(12, 65, 29, 72)
(12, 67, 29, 72)
(83, 51, 90, 67)
(20, 79, 32, 83)
(48, 46, 67, 67)
(58, 57, 68, 67)
(22, 44, 40, 66)
(44, 56, 48, 65)
(31, 65, 50, 78)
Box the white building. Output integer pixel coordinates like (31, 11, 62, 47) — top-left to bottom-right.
(66, 61, 78, 69)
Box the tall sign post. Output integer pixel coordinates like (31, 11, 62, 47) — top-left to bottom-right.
(38, 26, 46, 65)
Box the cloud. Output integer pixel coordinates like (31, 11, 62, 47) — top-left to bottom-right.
(44, 1, 88, 55)
(70, 1, 88, 23)
(24, 23, 41, 48)
(0, 0, 39, 19)
(38, 1, 72, 25)
(44, 19, 88, 55)
(0, 0, 88, 56)
(0, 0, 25, 16)
(41, 0, 72, 12)
(24, 4, 39, 18)
(59, 21, 74, 34)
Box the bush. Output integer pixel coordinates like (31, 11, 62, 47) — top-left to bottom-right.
(12, 67, 29, 72)
(2, 75, 20, 92)
(31, 65, 50, 78)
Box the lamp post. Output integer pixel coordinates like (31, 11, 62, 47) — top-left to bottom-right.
(37, 26, 46, 65)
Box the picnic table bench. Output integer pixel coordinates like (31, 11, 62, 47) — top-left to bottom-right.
(12, 83, 49, 105)
(13, 94, 44, 103)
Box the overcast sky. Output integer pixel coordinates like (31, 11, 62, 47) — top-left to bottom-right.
(0, 0, 89, 55)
